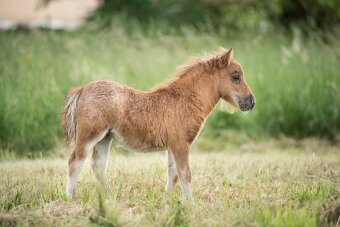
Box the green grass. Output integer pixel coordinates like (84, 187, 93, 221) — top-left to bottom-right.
(0, 140, 339, 226)
(0, 23, 339, 153)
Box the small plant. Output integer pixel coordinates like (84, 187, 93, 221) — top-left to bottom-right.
(256, 207, 317, 227)
(89, 190, 122, 227)
(5, 192, 23, 210)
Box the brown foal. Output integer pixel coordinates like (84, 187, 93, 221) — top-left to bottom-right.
(62, 48, 255, 200)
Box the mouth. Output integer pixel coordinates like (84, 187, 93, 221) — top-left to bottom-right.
(238, 103, 254, 111)
(237, 95, 255, 111)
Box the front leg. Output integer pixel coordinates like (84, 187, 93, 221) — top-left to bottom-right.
(169, 143, 192, 201)
(165, 150, 178, 193)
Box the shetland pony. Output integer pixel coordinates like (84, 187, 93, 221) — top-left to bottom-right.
(62, 48, 255, 200)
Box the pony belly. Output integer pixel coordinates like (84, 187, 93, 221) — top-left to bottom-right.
(114, 139, 166, 152)
(110, 127, 165, 152)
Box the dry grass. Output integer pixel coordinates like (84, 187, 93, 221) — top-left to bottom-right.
(0, 140, 339, 226)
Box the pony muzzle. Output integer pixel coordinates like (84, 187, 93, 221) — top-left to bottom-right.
(237, 95, 255, 111)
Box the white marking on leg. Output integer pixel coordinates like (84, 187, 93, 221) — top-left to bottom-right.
(179, 179, 192, 201)
(176, 164, 192, 201)
(165, 150, 178, 193)
(91, 136, 112, 191)
(66, 130, 109, 199)
(66, 159, 84, 199)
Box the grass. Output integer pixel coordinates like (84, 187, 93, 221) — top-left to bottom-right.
(0, 139, 339, 226)
(0, 22, 340, 153)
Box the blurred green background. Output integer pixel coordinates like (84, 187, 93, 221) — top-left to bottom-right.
(0, 0, 339, 155)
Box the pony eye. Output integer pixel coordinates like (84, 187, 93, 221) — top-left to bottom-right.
(231, 74, 240, 82)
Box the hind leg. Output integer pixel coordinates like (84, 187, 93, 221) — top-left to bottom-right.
(91, 134, 112, 192)
(66, 145, 87, 199)
(66, 130, 108, 199)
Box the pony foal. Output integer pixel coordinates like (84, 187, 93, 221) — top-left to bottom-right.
(62, 48, 255, 200)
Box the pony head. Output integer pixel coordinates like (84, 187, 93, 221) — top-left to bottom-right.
(208, 48, 255, 111)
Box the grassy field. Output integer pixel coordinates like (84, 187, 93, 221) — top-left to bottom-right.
(0, 24, 339, 153)
(0, 20, 340, 226)
(0, 139, 339, 226)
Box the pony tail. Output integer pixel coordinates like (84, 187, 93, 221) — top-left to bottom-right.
(62, 87, 83, 148)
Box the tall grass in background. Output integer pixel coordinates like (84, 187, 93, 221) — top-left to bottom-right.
(208, 29, 340, 139)
(0, 22, 339, 154)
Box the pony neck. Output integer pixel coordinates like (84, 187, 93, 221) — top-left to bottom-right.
(190, 72, 220, 117)
(161, 67, 221, 117)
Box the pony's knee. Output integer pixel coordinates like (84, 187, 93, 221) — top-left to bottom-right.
(168, 162, 177, 173)
(68, 147, 86, 171)
(178, 168, 191, 183)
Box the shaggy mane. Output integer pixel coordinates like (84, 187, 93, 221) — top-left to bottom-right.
(151, 50, 225, 92)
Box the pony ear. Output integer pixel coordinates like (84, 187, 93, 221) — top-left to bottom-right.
(208, 48, 233, 70)
(219, 48, 233, 67)
(219, 46, 227, 52)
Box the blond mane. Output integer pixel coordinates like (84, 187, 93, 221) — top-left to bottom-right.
(151, 50, 225, 92)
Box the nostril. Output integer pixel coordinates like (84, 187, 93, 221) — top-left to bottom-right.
(249, 98, 255, 109)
